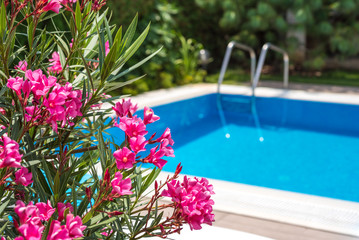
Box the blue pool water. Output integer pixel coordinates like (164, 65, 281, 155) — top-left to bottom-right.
(108, 94, 359, 202)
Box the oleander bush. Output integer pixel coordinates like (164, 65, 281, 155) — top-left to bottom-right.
(0, 1, 215, 239)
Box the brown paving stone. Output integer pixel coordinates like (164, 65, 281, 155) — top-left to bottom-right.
(213, 210, 359, 240)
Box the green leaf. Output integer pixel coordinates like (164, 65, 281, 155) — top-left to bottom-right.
(75, 1, 82, 32)
(142, 168, 161, 194)
(108, 47, 162, 82)
(86, 212, 106, 226)
(53, 171, 60, 201)
(0, 197, 10, 214)
(112, 22, 151, 75)
(77, 194, 90, 216)
(87, 216, 118, 229)
(0, 1, 6, 35)
(0, 220, 8, 233)
(152, 211, 164, 226)
(134, 214, 149, 233)
(105, 75, 145, 93)
(104, 17, 113, 47)
(52, 34, 70, 56)
(122, 14, 138, 49)
(100, 27, 122, 81)
(72, 181, 78, 215)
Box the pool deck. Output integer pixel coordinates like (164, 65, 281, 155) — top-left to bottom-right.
(119, 83, 359, 240)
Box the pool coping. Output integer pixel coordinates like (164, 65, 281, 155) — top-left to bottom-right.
(112, 84, 359, 237)
(130, 83, 359, 108)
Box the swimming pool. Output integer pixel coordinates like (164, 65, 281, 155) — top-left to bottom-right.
(134, 93, 358, 203)
(108, 91, 359, 203)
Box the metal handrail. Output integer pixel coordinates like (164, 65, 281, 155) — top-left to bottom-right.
(217, 41, 256, 94)
(252, 43, 289, 95)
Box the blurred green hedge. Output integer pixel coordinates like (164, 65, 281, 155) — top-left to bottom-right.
(107, 0, 359, 94)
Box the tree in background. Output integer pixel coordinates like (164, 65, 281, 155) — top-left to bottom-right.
(107, 0, 206, 95)
(191, 0, 359, 70)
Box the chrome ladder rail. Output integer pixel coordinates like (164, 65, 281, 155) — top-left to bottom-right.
(217, 41, 256, 94)
(252, 43, 289, 95)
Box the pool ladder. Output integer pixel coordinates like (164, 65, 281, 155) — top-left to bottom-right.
(217, 41, 289, 96)
(216, 41, 289, 141)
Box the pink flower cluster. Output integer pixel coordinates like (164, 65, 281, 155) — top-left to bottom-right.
(43, 82, 82, 132)
(7, 68, 83, 133)
(112, 99, 174, 170)
(14, 200, 85, 240)
(162, 176, 215, 230)
(0, 134, 33, 187)
(0, 135, 22, 169)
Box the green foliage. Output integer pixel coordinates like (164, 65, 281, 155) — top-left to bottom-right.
(107, 0, 207, 94)
(179, 0, 359, 71)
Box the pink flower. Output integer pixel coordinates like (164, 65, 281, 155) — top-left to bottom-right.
(7, 76, 32, 101)
(18, 223, 44, 240)
(35, 200, 55, 221)
(159, 133, 175, 157)
(143, 106, 160, 125)
(111, 172, 133, 196)
(25, 69, 57, 98)
(44, 82, 82, 132)
(15, 60, 28, 71)
(48, 52, 63, 74)
(43, 0, 62, 13)
(160, 141, 175, 157)
(14, 201, 37, 225)
(15, 167, 33, 186)
(112, 99, 138, 118)
(7, 76, 23, 96)
(65, 214, 86, 238)
(0, 135, 22, 169)
(129, 135, 147, 153)
(162, 176, 215, 230)
(118, 116, 147, 138)
(57, 202, 74, 222)
(145, 147, 167, 169)
(113, 147, 136, 170)
(48, 220, 70, 240)
(156, 128, 174, 146)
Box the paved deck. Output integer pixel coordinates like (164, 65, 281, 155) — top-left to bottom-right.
(214, 210, 358, 240)
(259, 80, 359, 95)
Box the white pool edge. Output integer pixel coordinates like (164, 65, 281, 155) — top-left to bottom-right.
(111, 84, 359, 237)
